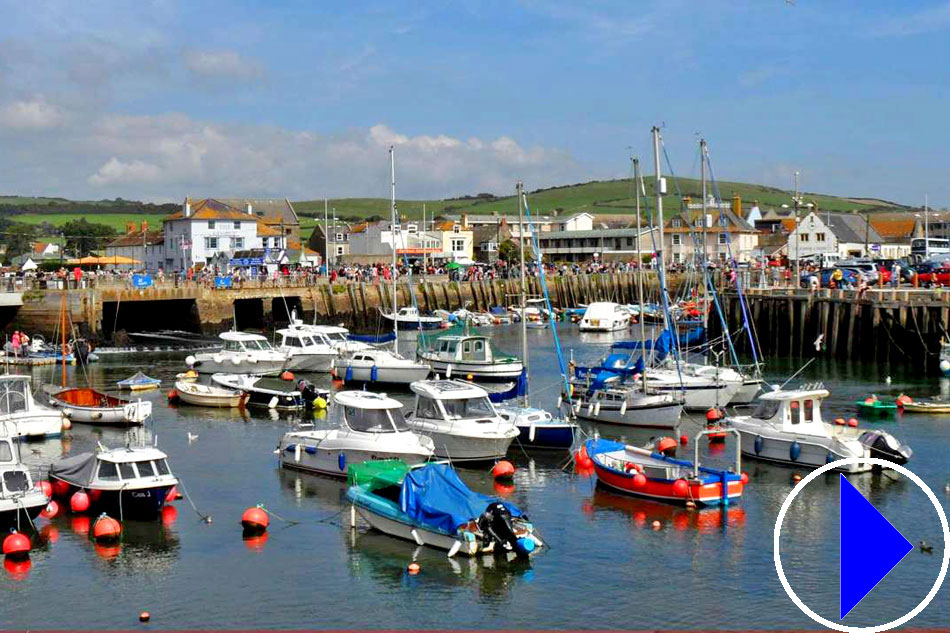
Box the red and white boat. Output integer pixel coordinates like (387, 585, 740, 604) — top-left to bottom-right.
(584, 432, 747, 507)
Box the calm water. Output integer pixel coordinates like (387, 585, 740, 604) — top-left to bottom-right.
(2, 326, 949, 629)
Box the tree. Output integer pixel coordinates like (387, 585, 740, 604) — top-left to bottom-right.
(0, 219, 39, 264)
(497, 238, 521, 264)
(61, 218, 116, 257)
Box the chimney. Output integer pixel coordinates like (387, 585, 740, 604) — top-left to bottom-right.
(461, 213, 468, 229)
(126, 221, 135, 234)
(732, 194, 742, 216)
(141, 220, 148, 233)
(246, 203, 253, 216)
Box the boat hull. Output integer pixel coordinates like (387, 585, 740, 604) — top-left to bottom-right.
(424, 359, 524, 381)
(49, 477, 175, 520)
(516, 423, 576, 449)
(576, 398, 683, 429)
(3, 413, 64, 439)
(190, 358, 286, 376)
(730, 379, 764, 405)
(279, 445, 430, 478)
(592, 464, 744, 506)
(340, 364, 431, 385)
(284, 353, 336, 373)
(174, 384, 245, 408)
(0, 494, 47, 530)
(732, 426, 872, 473)
(426, 432, 515, 463)
(648, 383, 739, 411)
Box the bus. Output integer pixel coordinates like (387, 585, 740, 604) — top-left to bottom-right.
(911, 237, 950, 261)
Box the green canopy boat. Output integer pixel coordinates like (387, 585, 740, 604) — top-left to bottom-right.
(854, 396, 898, 417)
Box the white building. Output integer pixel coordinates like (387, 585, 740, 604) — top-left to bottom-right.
(787, 211, 885, 261)
(347, 220, 442, 259)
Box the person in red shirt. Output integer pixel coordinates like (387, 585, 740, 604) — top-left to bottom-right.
(73, 267, 82, 288)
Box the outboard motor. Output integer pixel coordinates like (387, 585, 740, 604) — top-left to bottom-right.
(297, 380, 323, 404)
(478, 501, 520, 553)
(859, 429, 913, 465)
(73, 339, 92, 363)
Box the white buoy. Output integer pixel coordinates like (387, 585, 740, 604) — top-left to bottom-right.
(619, 400, 628, 416)
(885, 376, 892, 384)
(268, 396, 279, 409)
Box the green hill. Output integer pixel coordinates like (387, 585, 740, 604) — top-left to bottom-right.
(292, 177, 906, 223)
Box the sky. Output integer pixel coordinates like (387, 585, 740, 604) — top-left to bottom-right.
(0, 0, 947, 205)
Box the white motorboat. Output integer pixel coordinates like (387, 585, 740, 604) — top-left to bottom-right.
(173, 380, 247, 408)
(725, 387, 913, 473)
(0, 375, 66, 439)
(572, 382, 683, 428)
(276, 326, 338, 372)
(495, 405, 579, 449)
(186, 331, 287, 376)
(662, 360, 763, 406)
(405, 380, 519, 462)
(335, 349, 431, 385)
(644, 368, 740, 411)
(379, 306, 445, 330)
(416, 334, 524, 382)
(578, 302, 632, 332)
(307, 325, 374, 355)
(0, 427, 50, 530)
(278, 391, 434, 477)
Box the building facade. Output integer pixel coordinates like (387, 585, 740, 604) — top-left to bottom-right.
(664, 207, 760, 264)
(104, 222, 164, 270)
(786, 211, 887, 260)
(538, 227, 659, 262)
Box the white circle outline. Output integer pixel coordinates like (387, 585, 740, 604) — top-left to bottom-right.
(773, 457, 950, 633)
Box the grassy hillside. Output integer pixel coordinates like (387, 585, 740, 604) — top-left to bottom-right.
(12, 213, 166, 231)
(292, 177, 905, 223)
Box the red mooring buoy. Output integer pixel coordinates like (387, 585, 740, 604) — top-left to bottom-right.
(2, 532, 30, 559)
(241, 506, 269, 532)
(70, 490, 90, 513)
(93, 515, 122, 542)
(492, 460, 515, 480)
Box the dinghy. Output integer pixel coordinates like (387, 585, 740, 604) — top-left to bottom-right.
(49, 388, 152, 426)
(346, 460, 544, 557)
(117, 371, 161, 391)
(173, 380, 247, 408)
(854, 395, 899, 417)
(212, 373, 326, 409)
(901, 399, 950, 413)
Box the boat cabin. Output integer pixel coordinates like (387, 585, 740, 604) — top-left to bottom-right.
(0, 436, 32, 496)
(335, 391, 411, 433)
(0, 376, 38, 416)
(749, 388, 830, 434)
(277, 328, 336, 353)
(219, 331, 275, 353)
(409, 380, 499, 422)
(51, 447, 176, 488)
(426, 335, 505, 364)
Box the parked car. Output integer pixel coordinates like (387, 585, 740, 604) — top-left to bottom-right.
(837, 259, 881, 284)
(915, 260, 950, 285)
(873, 258, 915, 283)
(800, 268, 861, 288)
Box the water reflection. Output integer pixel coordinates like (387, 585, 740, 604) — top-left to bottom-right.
(590, 488, 747, 534)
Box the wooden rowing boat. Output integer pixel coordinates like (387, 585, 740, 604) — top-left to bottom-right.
(901, 400, 950, 413)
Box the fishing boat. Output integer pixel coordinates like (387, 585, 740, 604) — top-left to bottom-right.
(49, 444, 178, 519)
(379, 306, 445, 330)
(278, 391, 434, 477)
(346, 460, 544, 557)
(116, 371, 161, 391)
(854, 395, 899, 417)
(275, 324, 338, 372)
(173, 380, 247, 408)
(417, 334, 524, 382)
(186, 331, 287, 376)
(578, 302, 632, 332)
(0, 427, 50, 529)
(585, 433, 746, 506)
(49, 388, 152, 426)
(336, 348, 432, 385)
(405, 380, 519, 462)
(0, 375, 66, 439)
(211, 373, 319, 409)
(725, 387, 913, 472)
(572, 382, 684, 428)
(900, 398, 950, 413)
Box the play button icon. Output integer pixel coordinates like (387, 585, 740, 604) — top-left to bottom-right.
(839, 474, 913, 619)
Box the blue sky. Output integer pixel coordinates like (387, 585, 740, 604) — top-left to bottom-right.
(0, 0, 947, 204)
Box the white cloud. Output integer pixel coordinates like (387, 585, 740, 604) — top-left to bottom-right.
(183, 49, 265, 81)
(88, 157, 164, 186)
(870, 2, 950, 37)
(0, 98, 64, 131)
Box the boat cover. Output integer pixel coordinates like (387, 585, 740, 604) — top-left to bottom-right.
(488, 369, 528, 403)
(348, 332, 398, 344)
(347, 459, 409, 491)
(117, 371, 160, 386)
(49, 452, 97, 485)
(398, 463, 521, 533)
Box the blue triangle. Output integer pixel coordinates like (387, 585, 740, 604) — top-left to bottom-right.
(840, 474, 913, 619)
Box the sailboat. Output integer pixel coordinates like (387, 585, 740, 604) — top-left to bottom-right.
(47, 290, 152, 426)
(570, 152, 684, 427)
(493, 182, 579, 449)
(335, 146, 431, 386)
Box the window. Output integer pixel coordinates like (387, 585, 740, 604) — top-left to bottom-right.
(119, 462, 136, 479)
(719, 233, 728, 245)
(672, 218, 682, 228)
(336, 246, 344, 256)
(0, 442, 11, 462)
(233, 237, 244, 249)
(626, 237, 633, 246)
(284, 336, 301, 348)
(453, 224, 461, 234)
(800, 234, 810, 242)
(442, 396, 496, 419)
(408, 224, 418, 234)
(803, 399, 814, 423)
(344, 406, 408, 432)
(415, 396, 441, 419)
(233, 221, 241, 230)
(3, 470, 28, 493)
(136, 461, 155, 478)
(155, 459, 170, 476)
(752, 399, 780, 421)
(205, 237, 218, 250)
(0, 380, 28, 415)
(208, 220, 216, 229)
(451, 238, 465, 252)
(816, 233, 826, 242)
(98, 462, 119, 481)
(336, 233, 343, 241)
(672, 234, 682, 246)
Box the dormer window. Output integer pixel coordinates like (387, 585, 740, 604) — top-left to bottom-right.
(453, 224, 461, 234)
(672, 218, 682, 228)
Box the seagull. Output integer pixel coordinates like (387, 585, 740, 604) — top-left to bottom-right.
(920, 540, 934, 554)
(187, 432, 199, 443)
(814, 334, 824, 351)
(885, 376, 891, 384)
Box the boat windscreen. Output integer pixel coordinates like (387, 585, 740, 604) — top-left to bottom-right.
(752, 399, 781, 421)
(0, 380, 29, 415)
(345, 406, 402, 433)
(442, 396, 495, 420)
(3, 470, 29, 493)
(0, 442, 12, 463)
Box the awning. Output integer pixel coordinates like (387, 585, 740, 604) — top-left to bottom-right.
(67, 255, 142, 265)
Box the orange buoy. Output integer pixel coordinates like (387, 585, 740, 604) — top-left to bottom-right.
(651, 520, 662, 530)
(38, 480, 52, 498)
(41, 500, 60, 519)
(407, 562, 421, 575)
(139, 612, 151, 623)
(241, 506, 269, 533)
(897, 394, 913, 406)
(51, 478, 70, 498)
(2, 532, 30, 559)
(672, 479, 689, 497)
(792, 473, 803, 483)
(578, 455, 593, 469)
(492, 460, 515, 480)
(656, 437, 677, 456)
(88, 489, 102, 503)
(165, 486, 178, 502)
(705, 408, 723, 422)
(834, 417, 846, 426)
(740, 472, 749, 485)
(632, 473, 647, 489)
(71, 516, 91, 536)
(864, 397, 874, 405)
(847, 418, 858, 428)
(92, 515, 122, 542)
(70, 490, 90, 513)
(679, 435, 689, 446)
(280, 371, 295, 381)
(167, 389, 179, 403)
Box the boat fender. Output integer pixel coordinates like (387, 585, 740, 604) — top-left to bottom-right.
(790, 441, 801, 462)
(593, 402, 601, 417)
(304, 446, 317, 455)
(941, 359, 950, 375)
(619, 400, 627, 416)
(672, 479, 689, 497)
(344, 366, 353, 382)
(586, 402, 594, 416)
(371, 365, 378, 382)
(826, 452, 835, 464)
(556, 395, 562, 410)
(754, 435, 764, 455)
(573, 400, 582, 414)
(633, 473, 647, 489)
(91, 412, 102, 421)
(233, 357, 243, 365)
(294, 444, 301, 462)
(516, 537, 536, 555)
(268, 396, 279, 409)
(284, 443, 296, 452)
(447, 540, 462, 558)
(446, 364, 452, 378)
(338, 452, 346, 472)
(529, 423, 536, 443)
(213, 354, 224, 364)
(410, 528, 424, 545)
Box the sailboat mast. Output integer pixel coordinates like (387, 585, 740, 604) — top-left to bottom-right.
(517, 181, 528, 407)
(60, 289, 67, 387)
(652, 127, 669, 333)
(633, 157, 647, 393)
(700, 138, 710, 358)
(390, 146, 399, 355)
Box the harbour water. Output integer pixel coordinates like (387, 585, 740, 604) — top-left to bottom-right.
(2, 325, 948, 629)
